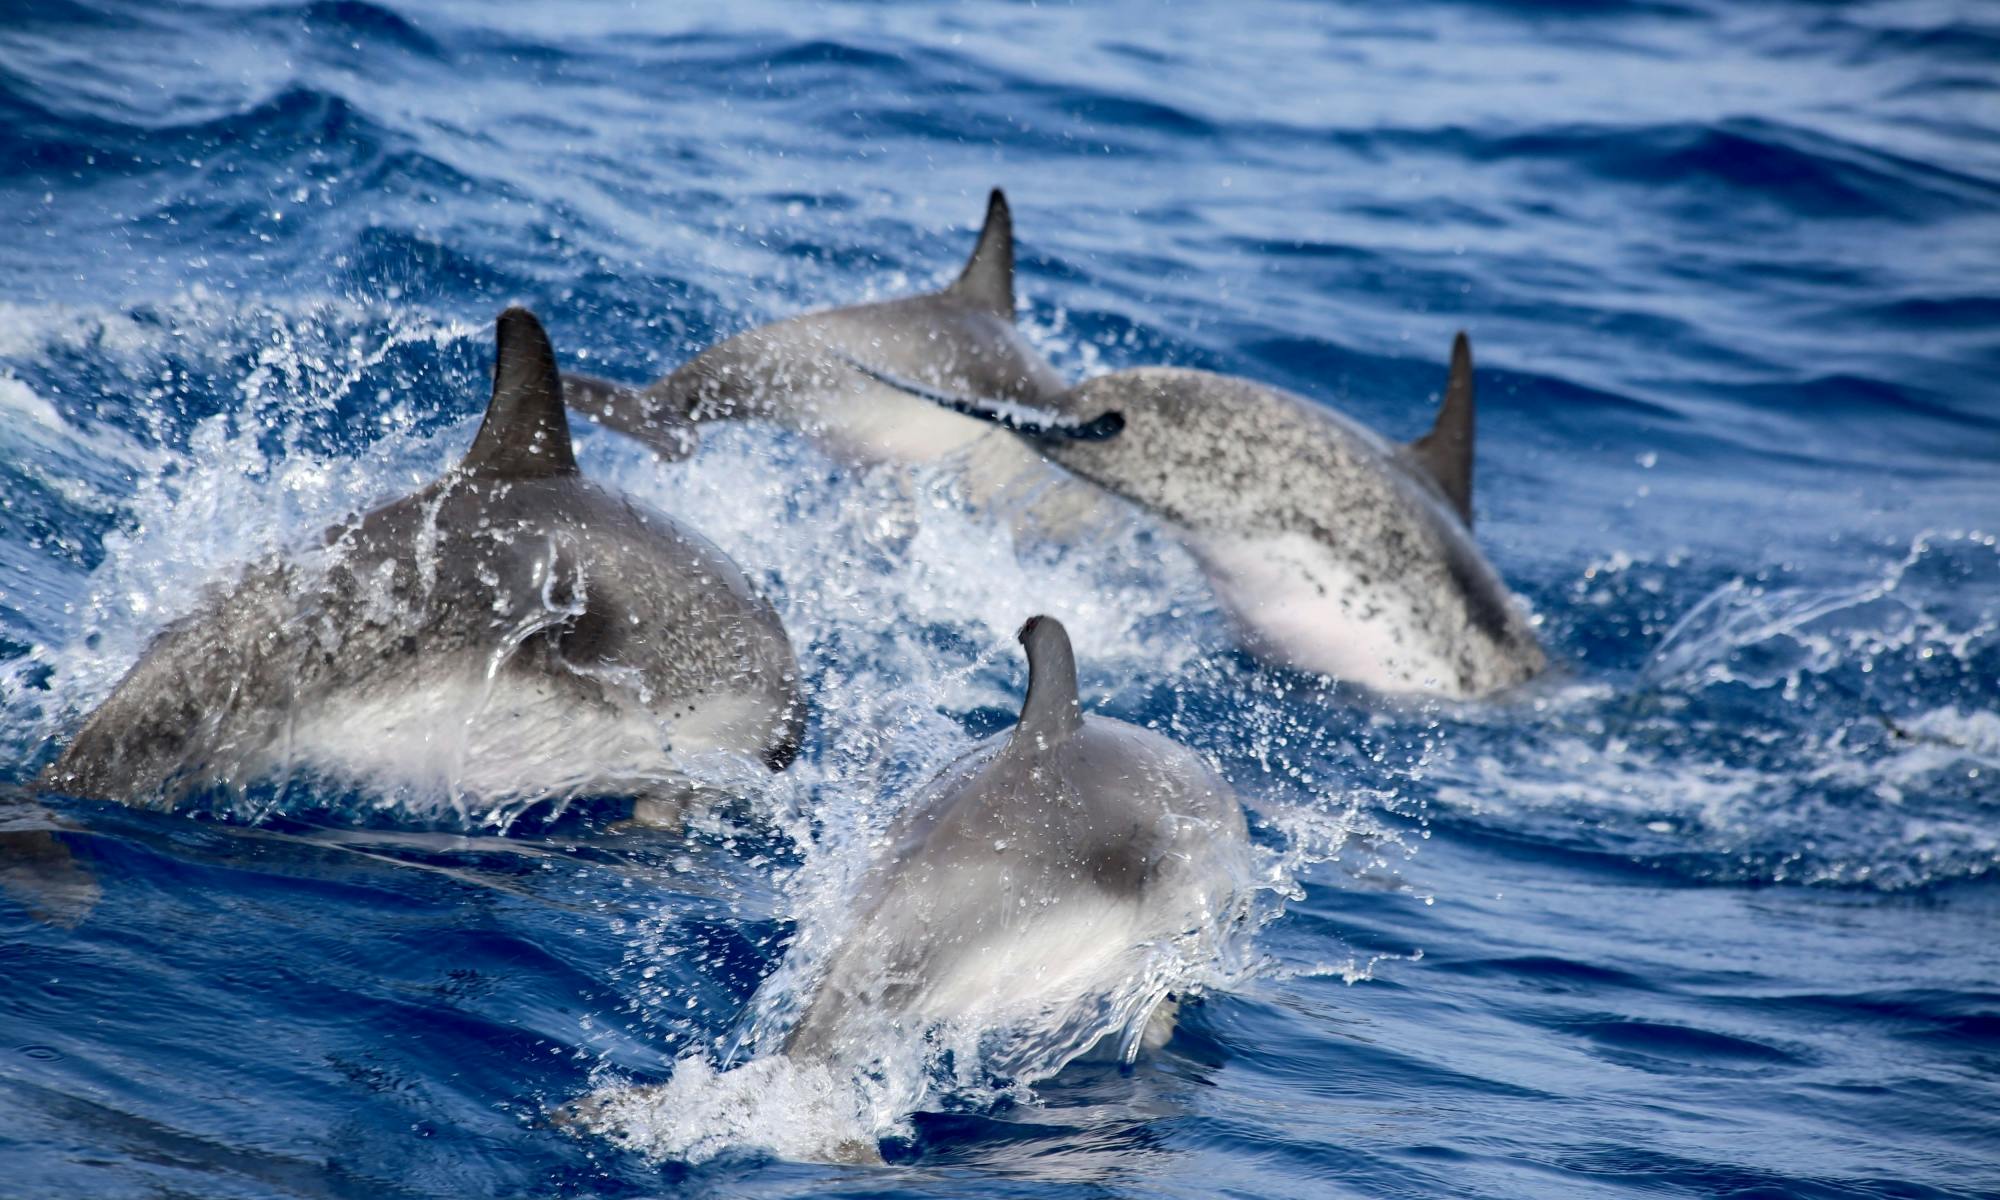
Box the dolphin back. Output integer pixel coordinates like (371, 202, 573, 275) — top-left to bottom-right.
(569, 190, 1071, 465)
(43, 309, 805, 807)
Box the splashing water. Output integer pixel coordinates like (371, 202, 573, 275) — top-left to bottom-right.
(4, 0, 1999, 1193)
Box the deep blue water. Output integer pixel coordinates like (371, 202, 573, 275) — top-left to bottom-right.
(3, 0, 1999, 1195)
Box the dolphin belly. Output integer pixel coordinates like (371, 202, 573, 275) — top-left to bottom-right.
(784, 850, 1206, 1070)
(244, 669, 750, 806)
(1193, 530, 1532, 696)
(798, 375, 997, 464)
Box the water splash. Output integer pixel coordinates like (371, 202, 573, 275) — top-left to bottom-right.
(1429, 532, 2000, 889)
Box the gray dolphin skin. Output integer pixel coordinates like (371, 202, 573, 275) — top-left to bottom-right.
(782, 614, 1251, 1069)
(40, 308, 804, 810)
(564, 189, 1083, 463)
(868, 337, 1548, 698)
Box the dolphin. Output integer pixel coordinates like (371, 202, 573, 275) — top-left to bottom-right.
(562, 189, 1121, 463)
(780, 614, 1252, 1069)
(573, 616, 1251, 1162)
(861, 336, 1548, 697)
(39, 308, 804, 812)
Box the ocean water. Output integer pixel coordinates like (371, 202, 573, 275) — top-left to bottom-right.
(3, 0, 1999, 1194)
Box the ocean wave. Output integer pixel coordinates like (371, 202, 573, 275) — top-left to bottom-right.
(1465, 118, 1999, 222)
(270, 0, 447, 59)
(1421, 533, 2000, 891)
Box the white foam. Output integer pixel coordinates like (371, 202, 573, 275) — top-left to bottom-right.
(4, 296, 478, 758)
(578, 1054, 906, 1165)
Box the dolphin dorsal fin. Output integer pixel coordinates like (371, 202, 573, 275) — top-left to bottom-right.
(1011, 614, 1083, 746)
(946, 188, 1016, 317)
(1407, 331, 1475, 525)
(463, 307, 579, 479)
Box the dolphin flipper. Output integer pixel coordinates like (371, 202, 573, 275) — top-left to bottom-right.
(0, 793, 101, 930)
(1405, 332, 1475, 525)
(562, 373, 699, 461)
(947, 188, 1016, 317)
(1011, 615, 1084, 745)
(464, 308, 580, 479)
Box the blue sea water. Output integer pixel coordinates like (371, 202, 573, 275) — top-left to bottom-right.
(3, 0, 1999, 1194)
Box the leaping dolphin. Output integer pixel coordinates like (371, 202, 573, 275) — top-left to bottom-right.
(39, 308, 805, 812)
(563, 190, 1115, 462)
(574, 616, 1252, 1162)
(863, 336, 1548, 697)
(784, 614, 1252, 1064)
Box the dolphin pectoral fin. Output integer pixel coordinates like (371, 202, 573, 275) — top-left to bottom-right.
(1405, 331, 1475, 526)
(0, 828, 101, 930)
(0, 795, 102, 930)
(945, 187, 1017, 317)
(462, 307, 581, 480)
(1010, 615, 1084, 744)
(826, 1137, 887, 1167)
(830, 351, 1123, 442)
(625, 794, 689, 833)
(563, 373, 699, 461)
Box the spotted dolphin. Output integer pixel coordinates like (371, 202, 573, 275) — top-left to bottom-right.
(563, 189, 1114, 462)
(780, 615, 1252, 1068)
(866, 336, 1547, 697)
(40, 308, 804, 812)
(573, 615, 1251, 1162)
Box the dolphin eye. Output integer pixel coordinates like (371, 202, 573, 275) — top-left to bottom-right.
(1073, 410, 1124, 441)
(555, 600, 617, 664)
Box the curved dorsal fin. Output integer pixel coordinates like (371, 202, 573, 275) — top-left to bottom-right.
(945, 188, 1016, 317)
(1010, 614, 1083, 746)
(1407, 331, 1475, 525)
(463, 307, 578, 479)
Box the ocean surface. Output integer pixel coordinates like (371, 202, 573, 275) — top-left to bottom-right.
(3, 0, 1999, 1195)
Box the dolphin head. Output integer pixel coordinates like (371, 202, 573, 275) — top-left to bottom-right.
(1013, 369, 1267, 528)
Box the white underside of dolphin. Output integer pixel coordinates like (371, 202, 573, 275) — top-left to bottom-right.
(247, 670, 781, 811)
(1195, 531, 1461, 694)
